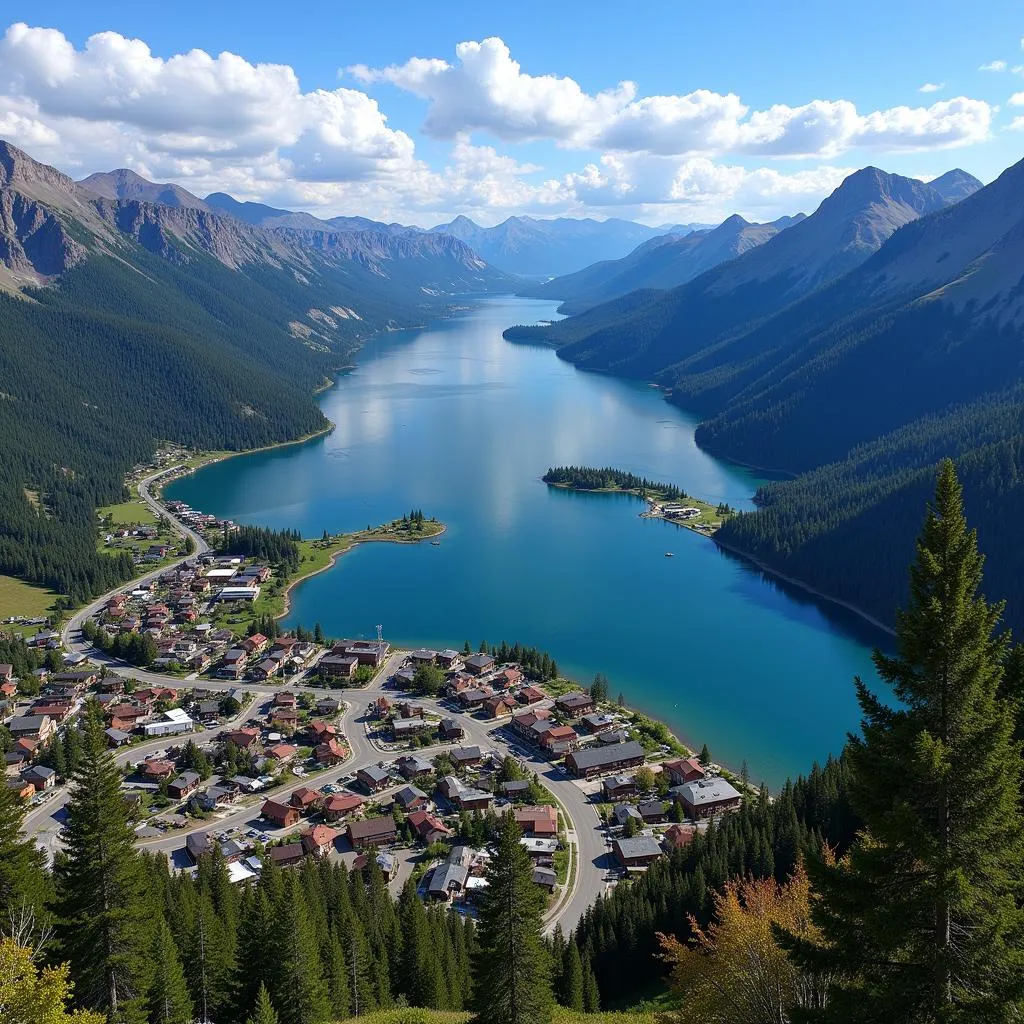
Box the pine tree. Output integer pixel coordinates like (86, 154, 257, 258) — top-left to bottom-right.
(473, 813, 553, 1024)
(54, 702, 151, 1024)
(271, 875, 332, 1024)
(247, 983, 280, 1024)
(0, 770, 50, 936)
(561, 941, 584, 1011)
(783, 460, 1024, 1022)
(147, 919, 193, 1024)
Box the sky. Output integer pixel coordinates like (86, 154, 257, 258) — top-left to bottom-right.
(1, 1, 1022, 226)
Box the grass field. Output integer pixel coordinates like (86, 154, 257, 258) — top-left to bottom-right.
(335, 1009, 659, 1024)
(0, 574, 60, 624)
(97, 496, 159, 527)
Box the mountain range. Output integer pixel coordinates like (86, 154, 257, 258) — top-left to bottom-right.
(521, 212, 808, 314)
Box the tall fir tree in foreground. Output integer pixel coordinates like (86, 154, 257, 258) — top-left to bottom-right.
(147, 919, 192, 1024)
(783, 460, 1024, 1022)
(54, 701, 152, 1024)
(472, 813, 552, 1024)
(0, 767, 51, 936)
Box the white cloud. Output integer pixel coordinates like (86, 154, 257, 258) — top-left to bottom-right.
(918, 82, 944, 93)
(979, 60, 1007, 71)
(356, 37, 992, 158)
(1010, 93, 1024, 106)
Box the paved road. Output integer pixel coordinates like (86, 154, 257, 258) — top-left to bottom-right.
(38, 471, 612, 932)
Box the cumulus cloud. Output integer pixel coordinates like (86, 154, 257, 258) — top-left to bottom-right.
(1010, 93, 1024, 107)
(919, 82, 944, 93)
(354, 37, 992, 158)
(979, 60, 1007, 71)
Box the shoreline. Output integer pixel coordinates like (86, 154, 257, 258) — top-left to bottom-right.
(275, 524, 448, 623)
(713, 534, 895, 638)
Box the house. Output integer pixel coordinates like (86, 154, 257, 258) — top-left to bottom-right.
(241, 633, 269, 655)
(440, 777, 491, 812)
(168, 771, 201, 800)
(565, 740, 646, 779)
(8, 715, 56, 743)
(301, 824, 339, 858)
(483, 695, 516, 719)
(186, 832, 214, 863)
(224, 727, 260, 752)
(396, 754, 434, 781)
(0, 664, 14, 684)
(410, 649, 436, 666)
(638, 799, 668, 824)
(266, 742, 298, 765)
(438, 718, 464, 741)
(602, 775, 638, 802)
(662, 824, 697, 851)
(218, 649, 248, 679)
(613, 836, 665, 870)
(408, 810, 450, 844)
(315, 739, 347, 765)
(458, 687, 493, 709)
(267, 843, 306, 868)
(614, 804, 643, 828)
(538, 725, 578, 755)
(597, 728, 631, 746)
(307, 719, 338, 743)
(316, 697, 343, 716)
(106, 705, 147, 732)
(29, 703, 72, 725)
(348, 816, 398, 850)
(261, 799, 300, 828)
(463, 652, 495, 675)
(514, 804, 558, 837)
(143, 708, 194, 738)
(323, 793, 364, 821)
(501, 780, 531, 801)
(580, 713, 618, 734)
(269, 708, 299, 729)
(518, 685, 545, 705)
(436, 650, 462, 670)
(428, 861, 468, 901)
(395, 785, 428, 811)
(352, 850, 398, 880)
(289, 787, 322, 813)
(450, 745, 483, 769)
(532, 866, 558, 891)
(139, 759, 176, 782)
(11, 738, 37, 761)
(6, 778, 35, 801)
(195, 785, 238, 811)
(555, 692, 595, 717)
(675, 777, 742, 820)
(393, 701, 424, 720)
(335, 640, 389, 667)
(511, 709, 551, 739)
(22, 764, 56, 791)
(663, 756, 705, 786)
(318, 655, 358, 680)
(495, 667, 523, 689)
(357, 765, 391, 793)
(392, 719, 432, 739)
(252, 659, 282, 681)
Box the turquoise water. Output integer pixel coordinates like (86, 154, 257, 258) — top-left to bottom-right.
(167, 295, 887, 787)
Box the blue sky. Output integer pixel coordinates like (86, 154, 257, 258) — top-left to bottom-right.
(1, 0, 1021, 225)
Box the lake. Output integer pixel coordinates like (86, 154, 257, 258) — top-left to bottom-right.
(167, 295, 887, 787)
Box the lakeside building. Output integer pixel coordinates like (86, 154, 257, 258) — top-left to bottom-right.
(564, 740, 646, 779)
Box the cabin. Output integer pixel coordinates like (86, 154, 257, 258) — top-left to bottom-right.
(663, 756, 705, 786)
(613, 836, 664, 870)
(323, 793, 364, 821)
(261, 799, 300, 828)
(347, 816, 398, 850)
(674, 777, 742, 820)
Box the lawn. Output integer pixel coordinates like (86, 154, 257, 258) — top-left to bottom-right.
(97, 496, 158, 527)
(0, 573, 61, 625)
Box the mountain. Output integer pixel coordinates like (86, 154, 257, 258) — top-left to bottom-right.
(523, 212, 806, 314)
(429, 214, 664, 277)
(925, 168, 983, 204)
(0, 139, 512, 604)
(78, 168, 211, 211)
(204, 193, 412, 235)
(504, 167, 952, 378)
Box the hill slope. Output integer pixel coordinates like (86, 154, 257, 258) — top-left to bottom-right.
(523, 212, 805, 314)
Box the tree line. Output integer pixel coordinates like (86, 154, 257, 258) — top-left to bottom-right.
(218, 526, 302, 572)
(543, 466, 686, 501)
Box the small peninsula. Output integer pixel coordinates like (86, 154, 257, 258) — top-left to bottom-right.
(543, 465, 737, 535)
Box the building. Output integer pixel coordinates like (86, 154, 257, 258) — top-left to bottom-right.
(436, 650, 462, 670)
(408, 810, 450, 844)
(224, 727, 260, 752)
(143, 708, 194, 738)
(392, 719, 432, 739)
(319, 654, 358, 680)
(8, 715, 56, 743)
(428, 861, 468, 901)
(105, 727, 132, 748)
(532, 866, 558, 891)
(514, 804, 558, 837)
(396, 754, 434, 781)
(394, 785, 428, 811)
(663, 756, 705, 786)
(458, 687, 493, 709)
(580, 713, 619, 734)
(564, 740, 646, 779)
(261, 799, 300, 828)
(410, 649, 436, 666)
(663, 824, 697, 851)
(168, 771, 201, 800)
(267, 843, 305, 867)
(289, 787, 322, 813)
(301, 825, 339, 858)
(675, 777, 742, 820)
(439, 776, 492, 812)
(356, 765, 391, 793)
(450, 745, 483, 768)
(266, 742, 298, 764)
(501, 780, 531, 801)
(483, 695, 516, 719)
(613, 836, 664, 870)
(348, 816, 398, 849)
(538, 725, 579, 755)
(555, 691, 595, 717)
(323, 793, 364, 821)
(315, 738, 347, 765)
(438, 718, 464, 741)
(511, 709, 551, 739)
(601, 774, 638, 802)
(638, 799, 668, 824)
(613, 804, 643, 828)
(518, 685, 545, 704)
(22, 764, 56, 791)
(463, 653, 495, 675)
(139, 759, 176, 782)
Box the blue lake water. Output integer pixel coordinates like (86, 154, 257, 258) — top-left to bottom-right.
(167, 295, 887, 787)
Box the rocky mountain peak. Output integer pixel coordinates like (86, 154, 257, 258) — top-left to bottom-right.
(0, 140, 79, 199)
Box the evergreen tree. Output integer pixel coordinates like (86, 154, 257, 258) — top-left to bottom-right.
(473, 813, 553, 1024)
(147, 920, 193, 1024)
(0, 770, 50, 936)
(271, 876, 332, 1024)
(246, 983, 280, 1024)
(783, 461, 1024, 1022)
(54, 703, 151, 1024)
(561, 942, 584, 1011)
